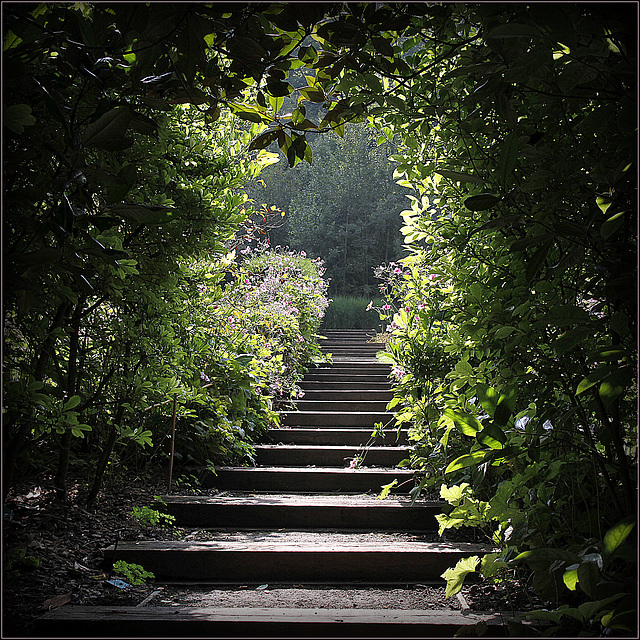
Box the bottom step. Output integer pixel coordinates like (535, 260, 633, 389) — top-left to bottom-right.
(36, 606, 522, 637)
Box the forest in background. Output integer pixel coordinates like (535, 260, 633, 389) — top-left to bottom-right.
(3, 3, 636, 635)
(244, 119, 408, 297)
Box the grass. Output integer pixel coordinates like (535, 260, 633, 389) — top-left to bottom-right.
(321, 297, 383, 330)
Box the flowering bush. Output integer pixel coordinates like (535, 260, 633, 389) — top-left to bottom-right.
(170, 243, 330, 470)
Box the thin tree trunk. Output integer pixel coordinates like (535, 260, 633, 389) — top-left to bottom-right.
(85, 403, 125, 509)
(55, 298, 85, 501)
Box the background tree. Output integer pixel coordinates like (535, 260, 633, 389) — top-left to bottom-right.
(245, 122, 407, 296)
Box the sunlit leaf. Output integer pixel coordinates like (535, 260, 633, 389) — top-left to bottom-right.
(441, 556, 480, 597)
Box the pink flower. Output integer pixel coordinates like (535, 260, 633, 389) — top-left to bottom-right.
(418, 302, 426, 310)
(393, 267, 402, 274)
(383, 304, 391, 311)
(391, 366, 406, 379)
(366, 301, 373, 311)
(349, 459, 359, 469)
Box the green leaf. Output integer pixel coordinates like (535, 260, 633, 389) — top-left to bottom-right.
(269, 94, 284, 114)
(4, 104, 36, 134)
(440, 483, 471, 504)
(514, 548, 582, 572)
(63, 395, 82, 411)
(441, 556, 480, 597)
(445, 450, 487, 474)
(234, 109, 268, 123)
(105, 203, 177, 225)
(378, 479, 398, 499)
(464, 194, 501, 211)
(497, 131, 522, 187)
(577, 559, 601, 598)
(542, 304, 590, 327)
(603, 517, 636, 558)
(553, 326, 594, 355)
(575, 365, 617, 395)
(494, 386, 517, 427)
(266, 79, 293, 98)
(526, 239, 553, 283)
(563, 565, 580, 590)
(475, 384, 500, 418)
(494, 325, 515, 340)
(599, 367, 633, 406)
(444, 408, 482, 436)
(477, 423, 506, 449)
(610, 311, 630, 337)
(249, 130, 279, 151)
(601, 211, 625, 239)
(480, 552, 509, 578)
(299, 86, 326, 103)
(596, 195, 612, 215)
(82, 106, 132, 149)
(435, 169, 486, 184)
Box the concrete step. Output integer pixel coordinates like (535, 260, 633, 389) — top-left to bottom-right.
(254, 444, 409, 467)
(204, 467, 416, 493)
(36, 606, 521, 637)
(102, 539, 493, 582)
(300, 390, 393, 401)
(280, 411, 394, 427)
(290, 400, 391, 412)
(266, 428, 408, 445)
(156, 495, 445, 530)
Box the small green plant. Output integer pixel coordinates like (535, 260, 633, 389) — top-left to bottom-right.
(112, 560, 155, 586)
(130, 505, 175, 527)
(174, 473, 202, 492)
(4, 548, 40, 579)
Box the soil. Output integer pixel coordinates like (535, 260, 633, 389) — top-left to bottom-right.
(2, 473, 543, 638)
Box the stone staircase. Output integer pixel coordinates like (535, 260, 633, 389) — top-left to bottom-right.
(37, 329, 516, 637)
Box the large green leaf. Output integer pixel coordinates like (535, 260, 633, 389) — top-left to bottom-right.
(464, 193, 501, 211)
(436, 169, 485, 184)
(105, 203, 178, 225)
(525, 239, 553, 283)
(575, 365, 617, 395)
(445, 450, 487, 474)
(598, 367, 633, 406)
(82, 106, 132, 149)
(476, 423, 506, 449)
(514, 548, 582, 572)
(444, 408, 482, 435)
(442, 556, 480, 597)
(603, 517, 636, 558)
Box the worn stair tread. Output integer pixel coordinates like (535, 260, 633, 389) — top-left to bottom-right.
(37, 606, 519, 631)
(254, 444, 409, 452)
(266, 427, 408, 445)
(106, 539, 491, 553)
(214, 465, 415, 473)
(159, 494, 442, 507)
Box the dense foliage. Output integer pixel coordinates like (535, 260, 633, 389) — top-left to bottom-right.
(362, 4, 637, 635)
(3, 3, 636, 634)
(2, 2, 328, 504)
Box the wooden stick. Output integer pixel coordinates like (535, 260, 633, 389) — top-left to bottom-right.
(167, 396, 178, 493)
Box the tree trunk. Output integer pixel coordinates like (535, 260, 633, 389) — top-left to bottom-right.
(84, 406, 123, 509)
(54, 298, 85, 501)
